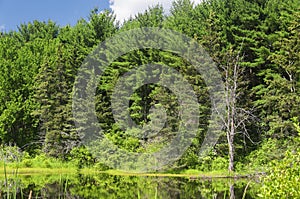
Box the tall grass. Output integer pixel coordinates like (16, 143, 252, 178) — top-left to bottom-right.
(2, 160, 22, 199)
(242, 181, 251, 199)
(3, 156, 8, 187)
(1, 146, 24, 199)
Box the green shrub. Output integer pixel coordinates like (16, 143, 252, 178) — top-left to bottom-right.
(211, 157, 227, 171)
(259, 150, 300, 198)
(0, 145, 24, 162)
(242, 139, 284, 171)
(94, 162, 110, 171)
(259, 119, 300, 198)
(44, 160, 52, 168)
(196, 155, 213, 172)
(21, 159, 33, 168)
(69, 146, 95, 168)
(18, 153, 76, 169)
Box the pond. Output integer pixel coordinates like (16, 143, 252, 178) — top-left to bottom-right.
(0, 173, 261, 198)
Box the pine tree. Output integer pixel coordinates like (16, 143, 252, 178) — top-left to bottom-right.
(254, 8, 300, 138)
(33, 39, 79, 157)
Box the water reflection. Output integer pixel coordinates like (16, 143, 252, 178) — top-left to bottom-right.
(0, 173, 260, 198)
(229, 182, 235, 199)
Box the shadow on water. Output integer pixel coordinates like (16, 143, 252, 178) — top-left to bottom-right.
(0, 173, 260, 198)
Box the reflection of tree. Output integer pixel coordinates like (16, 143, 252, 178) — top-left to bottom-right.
(68, 175, 256, 199)
(0, 174, 259, 198)
(229, 182, 235, 199)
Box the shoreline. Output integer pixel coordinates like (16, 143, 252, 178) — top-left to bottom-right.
(0, 167, 265, 180)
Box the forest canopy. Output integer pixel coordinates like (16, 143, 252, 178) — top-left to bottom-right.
(0, 0, 299, 178)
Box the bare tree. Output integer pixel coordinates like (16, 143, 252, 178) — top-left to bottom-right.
(220, 46, 256, 172)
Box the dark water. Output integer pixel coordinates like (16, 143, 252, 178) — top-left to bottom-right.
(0, 173, 260, 198)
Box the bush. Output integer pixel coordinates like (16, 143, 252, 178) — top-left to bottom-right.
(259, 119, 300, 198)
(211, 157, 227, 171)
(94, 162, 110, 171)
(21, 159, 33, 168)
(259, 150, 300, 198)
(0, 145, 24, 162)
(196, 155, 213, 172)
(69, 146, 95, 168)
(242, 139, 284, 171)
(18, 153, 75, 169)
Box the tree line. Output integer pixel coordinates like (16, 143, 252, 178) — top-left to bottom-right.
(0, 0, 299, 173)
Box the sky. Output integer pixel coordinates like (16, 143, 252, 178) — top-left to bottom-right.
(110, 0, 202, 22)
(0, 0, 202, 32)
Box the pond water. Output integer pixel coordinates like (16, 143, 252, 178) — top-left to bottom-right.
(0, 173, 261, 198)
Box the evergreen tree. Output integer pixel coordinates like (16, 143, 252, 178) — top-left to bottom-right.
(254, 8, 300, 138)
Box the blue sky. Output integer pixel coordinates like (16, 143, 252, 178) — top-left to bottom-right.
(0, 0, 202, 32)
(0, 0, 110, 31)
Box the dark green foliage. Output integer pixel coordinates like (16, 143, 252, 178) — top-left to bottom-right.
(0, 0, 299, 179)
(32, 39, 79, 157)
(259, 119, 300, 198)
(0, 10, 118, 157)
(69, 146, 95, 168)
(254, 8, 300, 138)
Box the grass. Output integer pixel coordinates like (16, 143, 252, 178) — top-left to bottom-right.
(1, 163, 262, 179)
(3, 157, 7, 184)
(78, 168, 261, 179)
(1, 162, 260, 199)
(0, 168, 76, 199)
(0, 157, 77, 181)
(1, 158, 22, 199)
(1, 153, 264, 179)
(0, 167, 77, 176)
(0, 153, 78, 177)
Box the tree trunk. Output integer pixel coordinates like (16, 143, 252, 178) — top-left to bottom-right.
(228, 101, 235, 172)
(229, 183, 235, 199)
(228, 133, 234, 172)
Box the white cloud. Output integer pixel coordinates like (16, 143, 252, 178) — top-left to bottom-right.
(109, 0, 202, 22)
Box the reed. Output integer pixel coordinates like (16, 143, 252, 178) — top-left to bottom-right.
(242, 181, 251, 199)
(3, 157, 8, 187)
(2, 155, 23, 199)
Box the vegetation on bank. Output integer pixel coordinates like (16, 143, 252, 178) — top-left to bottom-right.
(1, 129, 300, 198)
(0, 171, 260, 198)
(0, 0, 300, 198)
